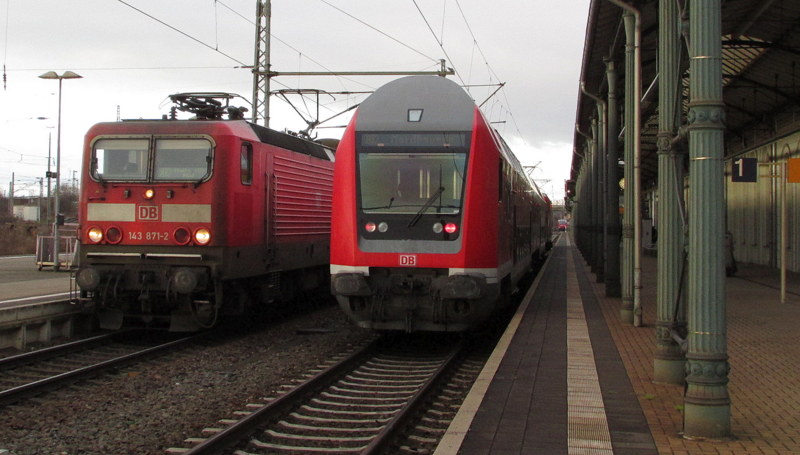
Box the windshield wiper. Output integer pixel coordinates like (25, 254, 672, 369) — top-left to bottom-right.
(408, 186, 444, 228)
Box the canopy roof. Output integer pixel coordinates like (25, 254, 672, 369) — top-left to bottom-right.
(574, 0, 800, 185)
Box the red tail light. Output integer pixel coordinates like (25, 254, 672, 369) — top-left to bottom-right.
(105, 226, 122, 244)
(174, 227, 191, 245)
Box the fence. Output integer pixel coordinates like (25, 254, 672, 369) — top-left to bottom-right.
(35, 233, 78, 270)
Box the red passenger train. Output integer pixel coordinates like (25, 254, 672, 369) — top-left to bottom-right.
(75, 94, 334, 331)
(330, 76, 552, 332)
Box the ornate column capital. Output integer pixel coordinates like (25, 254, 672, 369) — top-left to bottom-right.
(687, 102, 726, 130)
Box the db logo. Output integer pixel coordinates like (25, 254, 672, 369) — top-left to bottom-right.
(399, 254, 417, 267)
(138, 205, 159, 221)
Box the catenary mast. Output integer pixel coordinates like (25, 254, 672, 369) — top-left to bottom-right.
(250, 0, 454, 132)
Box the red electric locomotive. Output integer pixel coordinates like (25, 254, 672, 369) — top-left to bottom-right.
(330, 76, 551, 332)
(75, 93, 334, 331)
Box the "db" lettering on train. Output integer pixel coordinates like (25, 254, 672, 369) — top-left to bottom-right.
(138, 205, 160, 221)
(399, 254, 417, 267)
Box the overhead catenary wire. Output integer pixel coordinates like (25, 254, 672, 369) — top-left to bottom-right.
(412, 0, 523, 140)
(318, 0, 441, 65)
(411, 0, 466, 87)
(108, 0, 357, 122)
(218, 0, 370, 92)
(114, 0, 248, 66)
(452, 0, 524, 139)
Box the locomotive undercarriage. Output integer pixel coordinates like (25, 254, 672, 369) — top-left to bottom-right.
(77, 263, 220, 331)
(332, 267, 500, 332)
(77, 261, 330, 331)
(76, 238, 330, 331)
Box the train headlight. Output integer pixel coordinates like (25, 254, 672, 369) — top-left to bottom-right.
(444, 223, 458, 234)
(194, 228, 211, 245)
(432, 222, 443, 234)
(87, 227, 104, 243)
(144, 188, 155, 199)
(377, 222, 389, 233)
(365, 222, 377, 233)
(105, 226, 123, 244)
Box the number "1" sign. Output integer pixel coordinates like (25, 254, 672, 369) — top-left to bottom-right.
(732, 158, 757, 182)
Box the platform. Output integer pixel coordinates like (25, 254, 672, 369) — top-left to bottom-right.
(436, 234, 800, 454)
(0, 255, 73, 306)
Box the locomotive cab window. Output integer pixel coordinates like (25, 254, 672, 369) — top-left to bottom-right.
(154, 139, 212, 181)
(357, 132, 469, 216)
(93, 139, 149, 181)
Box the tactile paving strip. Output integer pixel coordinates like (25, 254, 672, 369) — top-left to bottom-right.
(566, 237, 614, 455)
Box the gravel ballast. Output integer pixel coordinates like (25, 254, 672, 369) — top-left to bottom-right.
(0, 303, 372, 455)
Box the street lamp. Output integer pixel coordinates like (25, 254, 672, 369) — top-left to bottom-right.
(39, 70, 82, 271)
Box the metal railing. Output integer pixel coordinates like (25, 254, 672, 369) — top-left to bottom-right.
(35, 234, 78, 270)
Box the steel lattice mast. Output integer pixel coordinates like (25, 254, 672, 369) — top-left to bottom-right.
(252, 0, 271, 127)
(250, 0, 455, 132)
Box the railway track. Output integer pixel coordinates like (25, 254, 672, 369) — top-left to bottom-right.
(168, 335, 473, 454)
(0, 331, 195, 405)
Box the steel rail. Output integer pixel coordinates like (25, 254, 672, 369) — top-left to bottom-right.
(0, 332, 118, 369)
(181, 339, 464, 455)
(361, 340, 464, 455)
(183, 341, 377, 455)
(0, 334, 194, 405)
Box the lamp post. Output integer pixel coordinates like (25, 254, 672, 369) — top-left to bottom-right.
(39, 70, 82, 271)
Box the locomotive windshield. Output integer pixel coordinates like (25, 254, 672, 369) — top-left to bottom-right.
(92, 137, 212, 182)
(93, 139, 149, 181)
(357, 132, 469, 215)
(153, 139, 212, 181)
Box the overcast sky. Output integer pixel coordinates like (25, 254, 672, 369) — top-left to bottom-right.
(1, 0, 588, 202)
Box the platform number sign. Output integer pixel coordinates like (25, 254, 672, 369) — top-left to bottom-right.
(732, 158, 757, 182)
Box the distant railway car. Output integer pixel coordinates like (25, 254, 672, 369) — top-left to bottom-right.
(330, 76, 551, 332)
(74, 94, 334, 331)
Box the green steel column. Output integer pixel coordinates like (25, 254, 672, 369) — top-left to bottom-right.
(621, 11, 635, 324)
(593, 110, 606, 282)
(581, 82, 609, 283)
(584, 130, 594, 264)
(654, 0, 687, 385)
(597, 101, 607, 283)
(574, 154, 583, 252)
(575, 155, 587, 253)
(591, 117, 603, 275)
(684, 0, 730, 437)
(580, 143, 591, 254)
(605, 58, 621, 297)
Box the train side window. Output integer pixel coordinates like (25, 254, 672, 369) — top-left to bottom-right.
(240, 143, 253, 185)
(498, 159, 504, 202)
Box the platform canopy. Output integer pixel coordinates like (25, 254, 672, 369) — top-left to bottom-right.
(573, 0, 800, 185)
